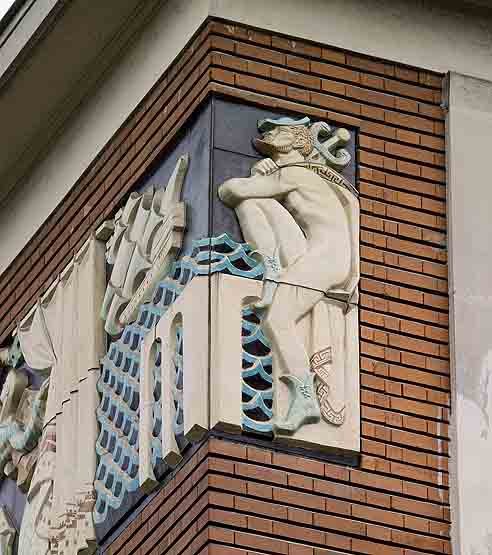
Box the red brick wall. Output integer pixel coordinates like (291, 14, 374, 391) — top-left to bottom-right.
(0, 20, 446, 345)
(1, 18, 449, 555)
(105, 437, 450, 555)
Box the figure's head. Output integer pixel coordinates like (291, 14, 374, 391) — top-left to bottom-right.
(254, 117, 314, 158)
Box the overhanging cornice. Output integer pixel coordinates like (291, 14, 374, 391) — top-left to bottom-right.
(0, 0, 165, 204)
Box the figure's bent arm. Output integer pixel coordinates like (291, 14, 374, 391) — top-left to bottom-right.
(218, 172, 295, 208)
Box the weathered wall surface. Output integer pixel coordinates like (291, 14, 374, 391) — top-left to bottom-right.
(0, 0, 491, 277)
(447, 72, 492, 555)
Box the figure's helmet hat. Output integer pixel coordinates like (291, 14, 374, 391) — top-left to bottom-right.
(257, 116, 310, 133)
(256, 116, 352, 171)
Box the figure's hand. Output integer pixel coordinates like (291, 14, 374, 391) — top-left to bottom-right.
(218, 179, 240, 208)
(251, 158, 278, 176)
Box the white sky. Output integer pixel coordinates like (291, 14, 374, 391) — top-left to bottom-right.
(0, 0, 15, 22)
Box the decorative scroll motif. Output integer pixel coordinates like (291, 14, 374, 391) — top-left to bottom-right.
(0, 506, 15, 555)
(94, 234, 268, 522)
(310, 347, 344, 426)
(101, 155, 189, 336)
(219, 116, 360, 438)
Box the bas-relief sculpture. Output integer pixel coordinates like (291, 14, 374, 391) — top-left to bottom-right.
(0, 506, 15, 555)
(130, 113, 359, 492)
(0, 107, 360, 540)
(219, 116, 360, 445)
(13, 235, 106, 555)
(96, 155, 190, 513)
(0, 339, 46, 494)
(101, 154, 188, 336)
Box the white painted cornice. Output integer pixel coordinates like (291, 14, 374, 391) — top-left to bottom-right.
(0, 0, 164, 204)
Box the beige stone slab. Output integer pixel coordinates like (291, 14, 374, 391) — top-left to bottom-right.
(210, 273, 263, 433)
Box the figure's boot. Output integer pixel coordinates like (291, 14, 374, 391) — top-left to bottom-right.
(252, 248, 281, 310)
(274, 373, 321, 434)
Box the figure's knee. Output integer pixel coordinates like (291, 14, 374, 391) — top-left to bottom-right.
(264, 297, 290, 335)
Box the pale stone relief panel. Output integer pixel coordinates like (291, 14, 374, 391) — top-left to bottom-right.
(217, 116, 360, 451)
(15, 235, 106, 555)
(0, 100, 359, 543)
(91, 100, 359, 535)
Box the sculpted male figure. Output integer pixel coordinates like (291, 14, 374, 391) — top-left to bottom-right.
(219, 117, 357, 434)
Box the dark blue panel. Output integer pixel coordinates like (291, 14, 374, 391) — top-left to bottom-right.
(142, 101, 212, 253)
(213, 97, 356, 185)
(210, 149, 258, 242)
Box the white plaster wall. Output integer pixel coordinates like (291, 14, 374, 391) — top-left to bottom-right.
(0, 0, 209, 275)
(1, 0, 492, 273)
(447, 73, 492, 555)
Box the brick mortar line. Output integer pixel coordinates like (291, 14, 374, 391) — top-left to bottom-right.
(137, 493, 209, 555)
(360, 323, 449, 354)
(359, 320, 449, 349)
(361, 439, 449, 470)
(360, 183, 447, 210)
(360, 225, 446, 250)
(209, 536, 346, 555)
(360, 409, 450, 437)
(358, 287, 448, 315)
(360, 332, 449, 362)
(360, 212, 447, 238)
(207, 499, 451, 544)
(211, 72, 444, 138)
(361, 410, 451, 439)
(357, 158, 445, 185)
(359, 291, 449, 320)
(359, 348, 449, 378)
(359, 239, 445, 264)
(359, 167, 447, 193)
(206, 51, 444, 122)
(107, 449, 209, 553)
(359, 257, 448, 283)
(359, 270, 448, 297)
(206, 476, 449, 526)
(359, 376, 450, 406)
(360, 443, 449, 475)
(359, 187, 446, 218)
(358, 143, 445, 170)
(360, 364, 449, 392)
(359, 430, 449, 461)
(360, 324, 448, 351)
(207, 453, 449, 508)
(209, 23, 444, 94)
(360, 340, 449, 376)
(358, 428, 451, 454)
(208, 516, 448, 555)
(359, 131, 445, 155)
